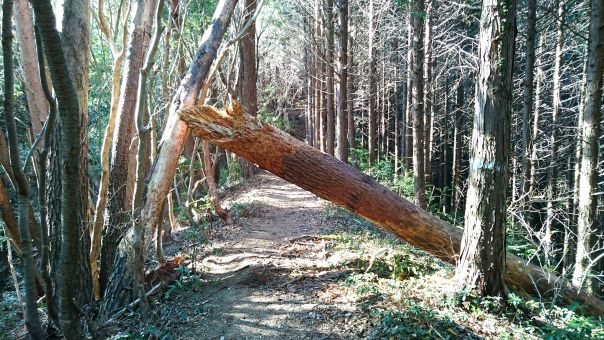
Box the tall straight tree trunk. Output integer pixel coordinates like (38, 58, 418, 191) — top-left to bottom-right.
(325, 0, 335, 156)
(411, 0, 426, 209)
(423, 0, 433, 185)
(455, 0, 516, 298)
(405, 16, 413, 173)
(31, 0, 85, 336)
(2, 1, 45, 337)
(528, 35, 545, 232)
(452, 78, 464, 213)
(62, 0, 92, 307)
(347, 35, 355, 161)
(368, 0, 377, 165)
(520, 0, 536, 215)
(572, 0, 604, 291)
(336, 0, 348, 162)
(100, 0, 237, 317)
(547, 0, 566, 268)
(239, 0, 259, 177)
(100, 0, 156, 296)
(314, 0, 322, 149)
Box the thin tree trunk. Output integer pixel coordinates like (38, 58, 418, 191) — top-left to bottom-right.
(90, 0, 129, 301)
(336, 0, 348, 162)
(2, 1, 45, 336)
(411, 0, 426, 209)
(452, 77, 464, 213)
(132, 0, 165, 309)
(347, 35, 355, 162)
(34, 26, 59, 327)
(239, 0, 259, 177)
(405, 14, 413, 174)
(203, 142, 233, 223)
(423, 0, 433, 185)
(100, 0, 157, 296)
(520, 0, 536, 225)
(547, 0, 566, 268)
(368, 0, 377, 165)
(455, 0, 516, 298)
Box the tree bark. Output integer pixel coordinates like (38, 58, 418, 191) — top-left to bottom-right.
(203, 142, 233, 223)
(180, 103, 604, 316)
(411, 0, 426, 209)
(336, 0, 348, 162)
(520, 0, 536, 212)
(2, 1, 45, 337)
(572, 0, 604, 291)
(546, 0, 566, 268)
(368, 0, 377, 165)
(90, 0, 130, 301)
(101, 0, 156, 296)
(99, 0, 237, 317)
(452, 77, 464, 213)
(30, 0, 85, 334)
(347, 34, 355, 162)
(454, 0, 516, 299)
(423, 0, 433, 185)
(62, 0, 92, 308)
(405, 15, 413, 173)
(325, 0, 335, 156)
(238, 0, 259, 177)
(14, 0, 47, 138)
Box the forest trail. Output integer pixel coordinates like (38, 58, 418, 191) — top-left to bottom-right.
(158, 172, 368, 339)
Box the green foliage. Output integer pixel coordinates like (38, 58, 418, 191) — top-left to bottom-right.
(370, 305, 476, 339)
(164, 265, 202, 300)
(219, 158, 242, 187)
(257, 107, 289, 131)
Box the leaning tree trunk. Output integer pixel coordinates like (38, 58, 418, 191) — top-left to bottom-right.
(99, 0, 237, 318)
(180, 103, 604, 315)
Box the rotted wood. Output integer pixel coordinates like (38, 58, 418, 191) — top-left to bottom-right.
(179, 103, 604, 316)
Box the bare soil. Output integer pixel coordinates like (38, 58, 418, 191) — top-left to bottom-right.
(117, 172, 370, 339)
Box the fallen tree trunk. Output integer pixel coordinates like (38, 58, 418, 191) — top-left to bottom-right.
(180, 103, 604, 316)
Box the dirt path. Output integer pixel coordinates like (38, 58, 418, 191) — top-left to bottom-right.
(168, 172, 367, 339)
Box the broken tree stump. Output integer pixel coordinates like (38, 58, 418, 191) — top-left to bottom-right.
(179, 102, 604, 316)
